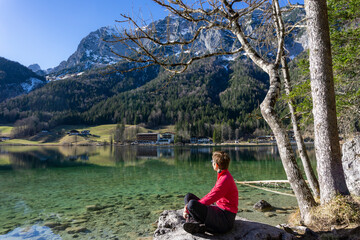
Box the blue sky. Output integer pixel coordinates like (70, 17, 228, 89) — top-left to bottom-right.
(0, 0, 167, 69)
(0, 0, 304, 70)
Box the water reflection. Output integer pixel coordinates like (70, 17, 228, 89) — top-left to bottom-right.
(0, 147, 98, 170)
(0, 145, 315, 170)
(0, 144, 314, 239)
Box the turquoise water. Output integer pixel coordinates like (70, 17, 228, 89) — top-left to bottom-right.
(0, 145, 314, 239)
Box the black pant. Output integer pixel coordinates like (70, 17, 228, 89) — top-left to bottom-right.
(184, 193, 236, 233)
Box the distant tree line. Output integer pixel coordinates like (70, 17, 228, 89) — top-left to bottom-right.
(0, 57, 270, 138)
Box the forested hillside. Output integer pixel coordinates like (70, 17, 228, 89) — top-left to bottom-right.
(0, 1, 358, 140)
(0, 56, 269, 138)
(0, 57, 46, 102)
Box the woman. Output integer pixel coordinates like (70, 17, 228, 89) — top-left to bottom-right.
(183, 151, 238, 234)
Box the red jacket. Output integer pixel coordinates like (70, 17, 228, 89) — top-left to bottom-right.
(198, 169, 238, 214)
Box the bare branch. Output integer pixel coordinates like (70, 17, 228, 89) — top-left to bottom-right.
(286, 0, 304, 9)
(108, 0, 303, 76)
(285, 18, 308, 35)
(270, 1, 285, 66)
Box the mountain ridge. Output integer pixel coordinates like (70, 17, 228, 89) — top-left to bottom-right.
(0, 57, 46, 103)
(47, 7, 307, 76)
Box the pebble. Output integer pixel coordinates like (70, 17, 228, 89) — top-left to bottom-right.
(86, 204, 103, 211)
(53, 223, 71, 231)
(124, 205, 135, 210)
(238, 197, 250, 200)
(73, 219, 88, 224)
(115, 221, 127, 226)
(0, 229, 12, 235)
(44, 222, 60, 228)
(264, 212, 277, 217)
(238, 208, 252, 212)
(65, 226, 88, 234)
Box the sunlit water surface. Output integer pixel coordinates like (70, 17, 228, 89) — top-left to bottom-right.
(0, 145, 314, 239)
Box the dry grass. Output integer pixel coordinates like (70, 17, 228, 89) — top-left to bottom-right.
(310, 195, 360, 230)
(288, 195, 360, 231)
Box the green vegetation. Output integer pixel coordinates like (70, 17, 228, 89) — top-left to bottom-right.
(0, 125, 13, 136)
(0, 124, 177, 145)
(0, 57, 269, 140)
(0, 2, 358, 141)
(283, 0, 360, 136)
(0, 57, 46, 102)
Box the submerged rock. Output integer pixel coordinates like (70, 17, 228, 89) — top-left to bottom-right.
(65, 226, 88, 234)
(86, 204, 104, 211)
(154, 210, 295, 240)
(253, 200, 273, 212)
(43, 222, 60, 228)
(342, 137, 360, 196)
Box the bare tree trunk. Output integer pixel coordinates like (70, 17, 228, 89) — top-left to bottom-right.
(305, 0, 349, 204)
(281, 55, 320, 199)
(231, 1, 317, 222)
(260, 66, 317, 223)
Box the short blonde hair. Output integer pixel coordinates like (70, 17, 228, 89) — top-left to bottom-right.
(212, 151, 230, 170)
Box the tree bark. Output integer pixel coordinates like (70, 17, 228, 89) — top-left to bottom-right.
(260, 66, 316, 223)
(304, 0, 349, 204)
(281, 55, 320, 199)
(231, 1, 317, 222)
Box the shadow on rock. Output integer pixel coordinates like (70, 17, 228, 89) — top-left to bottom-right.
(154, 210, 295, 240)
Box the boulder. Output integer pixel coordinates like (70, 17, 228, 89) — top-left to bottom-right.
(342, 137, 360, 196)
(253, 200, 273, 212)
(154, 210, 295, 240)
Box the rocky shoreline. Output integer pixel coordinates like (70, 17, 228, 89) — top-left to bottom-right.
(154, 210, 360, 240)
(154, 209, 295, 240)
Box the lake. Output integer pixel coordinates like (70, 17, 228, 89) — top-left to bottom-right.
(0, 145, 314, 239)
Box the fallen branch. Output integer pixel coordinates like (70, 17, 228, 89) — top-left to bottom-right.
(237, 180, 291, 184)
(236, 180, 296, 197)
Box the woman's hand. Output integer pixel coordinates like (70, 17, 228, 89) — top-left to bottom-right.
(183, 204, 189, 219)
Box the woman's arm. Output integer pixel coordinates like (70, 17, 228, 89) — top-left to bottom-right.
(198, 175, 228, 205)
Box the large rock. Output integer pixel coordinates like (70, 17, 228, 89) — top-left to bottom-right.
(342, 137, 360, 196)
(154, 210, 295, 240)
(253, 200, 273, 212)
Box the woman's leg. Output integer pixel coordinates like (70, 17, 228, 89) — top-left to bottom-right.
(187, 199, 208, 223)
(205, 206, 236, 233)
(184, 193, 200, 204)
(184, 193, 207, 223)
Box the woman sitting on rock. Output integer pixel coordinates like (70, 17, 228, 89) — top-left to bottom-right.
(183, 151, 238, 234)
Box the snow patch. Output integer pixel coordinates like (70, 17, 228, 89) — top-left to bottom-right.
(21, 78, 43, 93)
(222, 55, 236, 61)
(85, 50, 92, 57)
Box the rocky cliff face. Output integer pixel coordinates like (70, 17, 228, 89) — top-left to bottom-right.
(28, 64, 47, 76)
(49, 8, 307, 75)
(48, 27, 125, 74)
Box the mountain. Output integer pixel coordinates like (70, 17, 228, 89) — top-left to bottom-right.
(28, 64, 47, 76)
(0, 7, 307, 137)
(48, 7, 307, 76)
(0, 57, 46, 103)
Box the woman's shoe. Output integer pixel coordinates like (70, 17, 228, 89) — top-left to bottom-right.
(183, 221, 206, 234)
